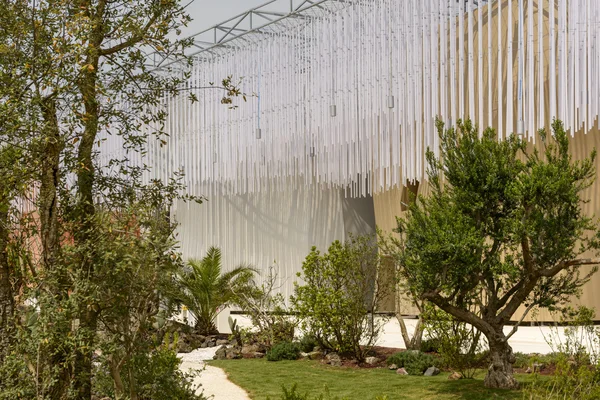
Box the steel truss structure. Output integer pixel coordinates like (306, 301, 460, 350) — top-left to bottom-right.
(103, 0, 600, 199)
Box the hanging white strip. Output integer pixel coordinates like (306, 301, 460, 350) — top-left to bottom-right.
(92, 0, 600, 199)
(488, 0, 493, 128)
(477, 0, 483, 133)
(538, 0, 545, 130)
(527, 0, 535, 138)
(468, 0, 475, 120)
(550, 0, 557, 121)
(499, 0, 505, 137)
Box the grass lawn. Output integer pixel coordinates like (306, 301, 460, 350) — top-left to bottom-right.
(210, 359, 542, 400)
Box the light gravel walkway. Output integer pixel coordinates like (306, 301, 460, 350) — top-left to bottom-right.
(179, 348, 251, 400)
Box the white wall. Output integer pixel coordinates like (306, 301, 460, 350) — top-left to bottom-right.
(173, 183, 375, 301)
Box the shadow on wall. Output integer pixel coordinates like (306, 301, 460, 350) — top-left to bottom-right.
(173, 182, 376, 300)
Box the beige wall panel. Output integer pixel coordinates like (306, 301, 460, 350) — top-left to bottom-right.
(374, 0, 600, 321)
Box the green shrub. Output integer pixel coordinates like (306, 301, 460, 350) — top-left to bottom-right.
(423, 308, 483, 378)
(267, 341, 301, 361)
(292, 235, 387, 362)
(513, 352, 530, 369)
(386, 351, 439, 375)
(525, 357, 600, 400)
(419, 338, 441, 353)
(94, 344, 204, 400)
(298, 334, 319, 353)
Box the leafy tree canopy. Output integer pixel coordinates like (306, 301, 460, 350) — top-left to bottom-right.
(384, 119, 600, 389)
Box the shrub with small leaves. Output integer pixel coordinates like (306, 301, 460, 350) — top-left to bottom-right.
(267, 341, 301, 361)
(386, 351, 440, 375)
(292, 235, 386, 362)
(298, 334, 319, 353)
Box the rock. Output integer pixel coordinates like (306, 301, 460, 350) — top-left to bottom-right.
(326, 352, 342, 367)
(308, 351, 324, 360)
(330, 359, 342, 367)
(300, 352, 310, 359)
(533, 363, 545, 372)
(213, 345, 242, 360)
(177, 341, 192, 353)
(241, 344, 260, 355)
(186, 334, 206, 350)
(207, 340, 216, 348)
(525, 367, 532, 374)
(200, 341, 208, 348)
(424, 367, 440, 376)
(213, 345, 228, 360)
(225, 346, 242, 359)
(396, 368, 408, 375)
(448, 371, 462, 380)
(253, 352, 265, 358)
(388, 364, 398, 370)
(217, 339, 229, 346)
(365, 356, 380, 366)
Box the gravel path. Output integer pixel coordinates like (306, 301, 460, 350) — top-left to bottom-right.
(179, 348, 251, 400)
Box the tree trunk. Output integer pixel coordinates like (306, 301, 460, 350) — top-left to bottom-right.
(109, 357, 125, 399)
(74, 310, 98, 400)
(0, 208, 14, 362)
(39, 96, 62, 273)
(396, 314, 424, 350)
(484, 333, 519, 389)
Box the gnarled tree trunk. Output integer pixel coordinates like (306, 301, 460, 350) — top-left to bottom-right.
(484, 333, 519, 389)
(0, 208, 14, 362)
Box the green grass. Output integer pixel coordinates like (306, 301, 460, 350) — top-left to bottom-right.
(210, 359, 543, 400)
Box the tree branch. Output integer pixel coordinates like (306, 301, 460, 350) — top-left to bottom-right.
(99, 12, 161, 56)
(421, 291, 495, 336)
(505, 302, 536, 340)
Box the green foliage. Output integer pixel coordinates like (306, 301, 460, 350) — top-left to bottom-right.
(419, 338, 441, 353)
(235, 266, 296, 348)
(384, 119, 600, 388)
(512, 352, 563, 370)
(292, 235, 385, 362)
(175, 247, 256, 335)
(386, 351, 440, 375)
(229, 316, 243, 346)
(0, 351, 36, 400)
(266, 384, 350, 400)
(298, 334, 319, 353)
(543, 306, 598, 366)
(94, 339, 204, 400)
(424, 308, 483, 378)
(525, 357, 600, 400)
(524, 307, 600, 399)
(266, 341, 301, 361)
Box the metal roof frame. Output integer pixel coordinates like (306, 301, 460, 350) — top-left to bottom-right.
(148, 0, 491, 70)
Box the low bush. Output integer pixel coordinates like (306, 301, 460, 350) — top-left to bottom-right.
(386, 351, 440, 375)
(419, 338, 441, 353)
(298, 334, 319, 353)
(423, 308, 483, 378)
(292, 235, 387, 362)
(267, 341, 301, 361)
(525, 357, 600, 399)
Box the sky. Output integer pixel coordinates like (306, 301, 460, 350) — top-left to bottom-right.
(182, 0, 268, 38)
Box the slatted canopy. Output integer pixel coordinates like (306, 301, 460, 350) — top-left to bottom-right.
(100, 0, 600, 198)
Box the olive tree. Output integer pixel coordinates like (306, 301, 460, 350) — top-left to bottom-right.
(387, 119, 600, 389)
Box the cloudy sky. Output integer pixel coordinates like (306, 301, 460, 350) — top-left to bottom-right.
(182, 0, 267, 37)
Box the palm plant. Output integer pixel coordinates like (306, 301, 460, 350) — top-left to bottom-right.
(176, 247, 256, 335)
